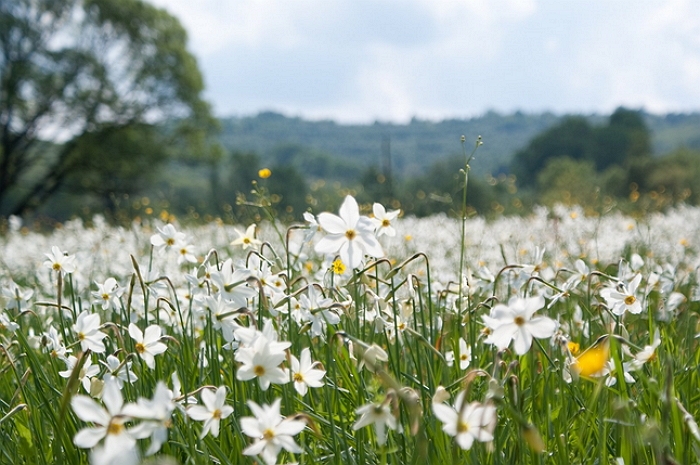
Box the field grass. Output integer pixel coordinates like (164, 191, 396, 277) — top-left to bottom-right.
(1, 199, 700, 465)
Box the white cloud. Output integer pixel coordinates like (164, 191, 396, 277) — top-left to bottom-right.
(148, 0, 700, 121)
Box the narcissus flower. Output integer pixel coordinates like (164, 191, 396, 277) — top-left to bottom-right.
(235, 334, 289, 390)
(457, 337, 472, 370)
(290, 347, 325, 396)
(59, 355, 100, 393)
(186, 386, 234, 439)
(241, 398, 306, 465)
(600, 274, 643, 315)
(315, 195, 384, 269)
(484, 295, 557, 355)
(92, 278, 124, 311)
(231, 224, 261, 250)
(73, 311, 107, 354)
(123, 382, 176, 455)
(150, 224, 185, 253)
(371, 203, 400, 237)
(44, 246, 76, 275)
(353, 399, 398, 446)
(128, 323, 168, 369)
(625, 329, 661, 371)
(432, 391, 497, 450)
(71, 379, 135, 461)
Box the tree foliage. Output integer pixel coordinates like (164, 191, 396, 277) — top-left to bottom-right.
(512, 107, 651, 187)
(0, 0, 215, 216)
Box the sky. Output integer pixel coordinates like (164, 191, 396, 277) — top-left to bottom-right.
(148, 0, 700, 123)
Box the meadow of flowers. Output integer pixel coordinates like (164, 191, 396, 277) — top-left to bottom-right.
(1, 196, 700, 465)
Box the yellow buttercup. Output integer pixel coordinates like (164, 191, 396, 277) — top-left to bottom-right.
(571, 337, 609, 377)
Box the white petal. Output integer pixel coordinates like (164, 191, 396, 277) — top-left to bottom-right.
(527, 317, 557, 339)
(143, 325, 162, 344)
(512, 327, 533, 355)
(201, 388, 217, 412)
(71, 396, 110, 424)
(489, 323, 518, 350)
(128, 324, 143, 342)
(243, 439, 267, 456)
(276, 419, 306, 436)
(240, 417, 262, 438)
(187, 405, 212, 421)
(102, 380, 124, 416)
(432, 403, 457, 425)
(314, 235, 345, 255)
(338, 195, 359, 228)
(316, 213, 346, 235)
(74, 427, 107, 448)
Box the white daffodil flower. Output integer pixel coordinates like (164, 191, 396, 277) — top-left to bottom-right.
(290, 347, 325, 396)
(71, 380, 136, 461)
(600, 274, 643, 315)
(59, 355, 100, 393)
(315, 195, 384, 269)
(235, 333, 289, 390)
(43, 246, 76, 275)
(432, 391, 496, 450)
(92, 277, 124, 311)
(186, 386, 234, 439)
(371, 203, 400, 237)
(123, 382, 176, 455)
(231, 224, 261, 250)
(484, 295, 557, 355)
(150, 224, 186, 253)
(353, 399, 397, 446)
(128, 323, 168, 369)
(73, 311, 107, 354)
(241, 398, 306, 465)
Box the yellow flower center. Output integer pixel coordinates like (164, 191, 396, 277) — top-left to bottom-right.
(53, 263, 61, 271)
(381, 219, 390, 227)
(345, 230, 356, 240)
(293, 372, 304, 382)
(212, 408, 222, 419)
(457, 421, 469, 433)
(107, 422, 124, 435)
(135, 342, 146, 354)
(263, 428, 275, 440)
(166, 238, 175, 246)
(624, 295, 636, 306)
(514, 316, 526, 326)
(254, 365, 265, 376)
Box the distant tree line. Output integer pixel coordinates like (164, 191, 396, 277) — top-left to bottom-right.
(510, 107, 700, 214)
(3, 2, 700, 227)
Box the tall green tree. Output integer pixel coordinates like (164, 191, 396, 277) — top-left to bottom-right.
(511, 117, 595, 187)
(511, 108, 651, 187)
(0, 0, 216, 216)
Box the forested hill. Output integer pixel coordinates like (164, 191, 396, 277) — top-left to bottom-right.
(218, 111, 700, 178)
